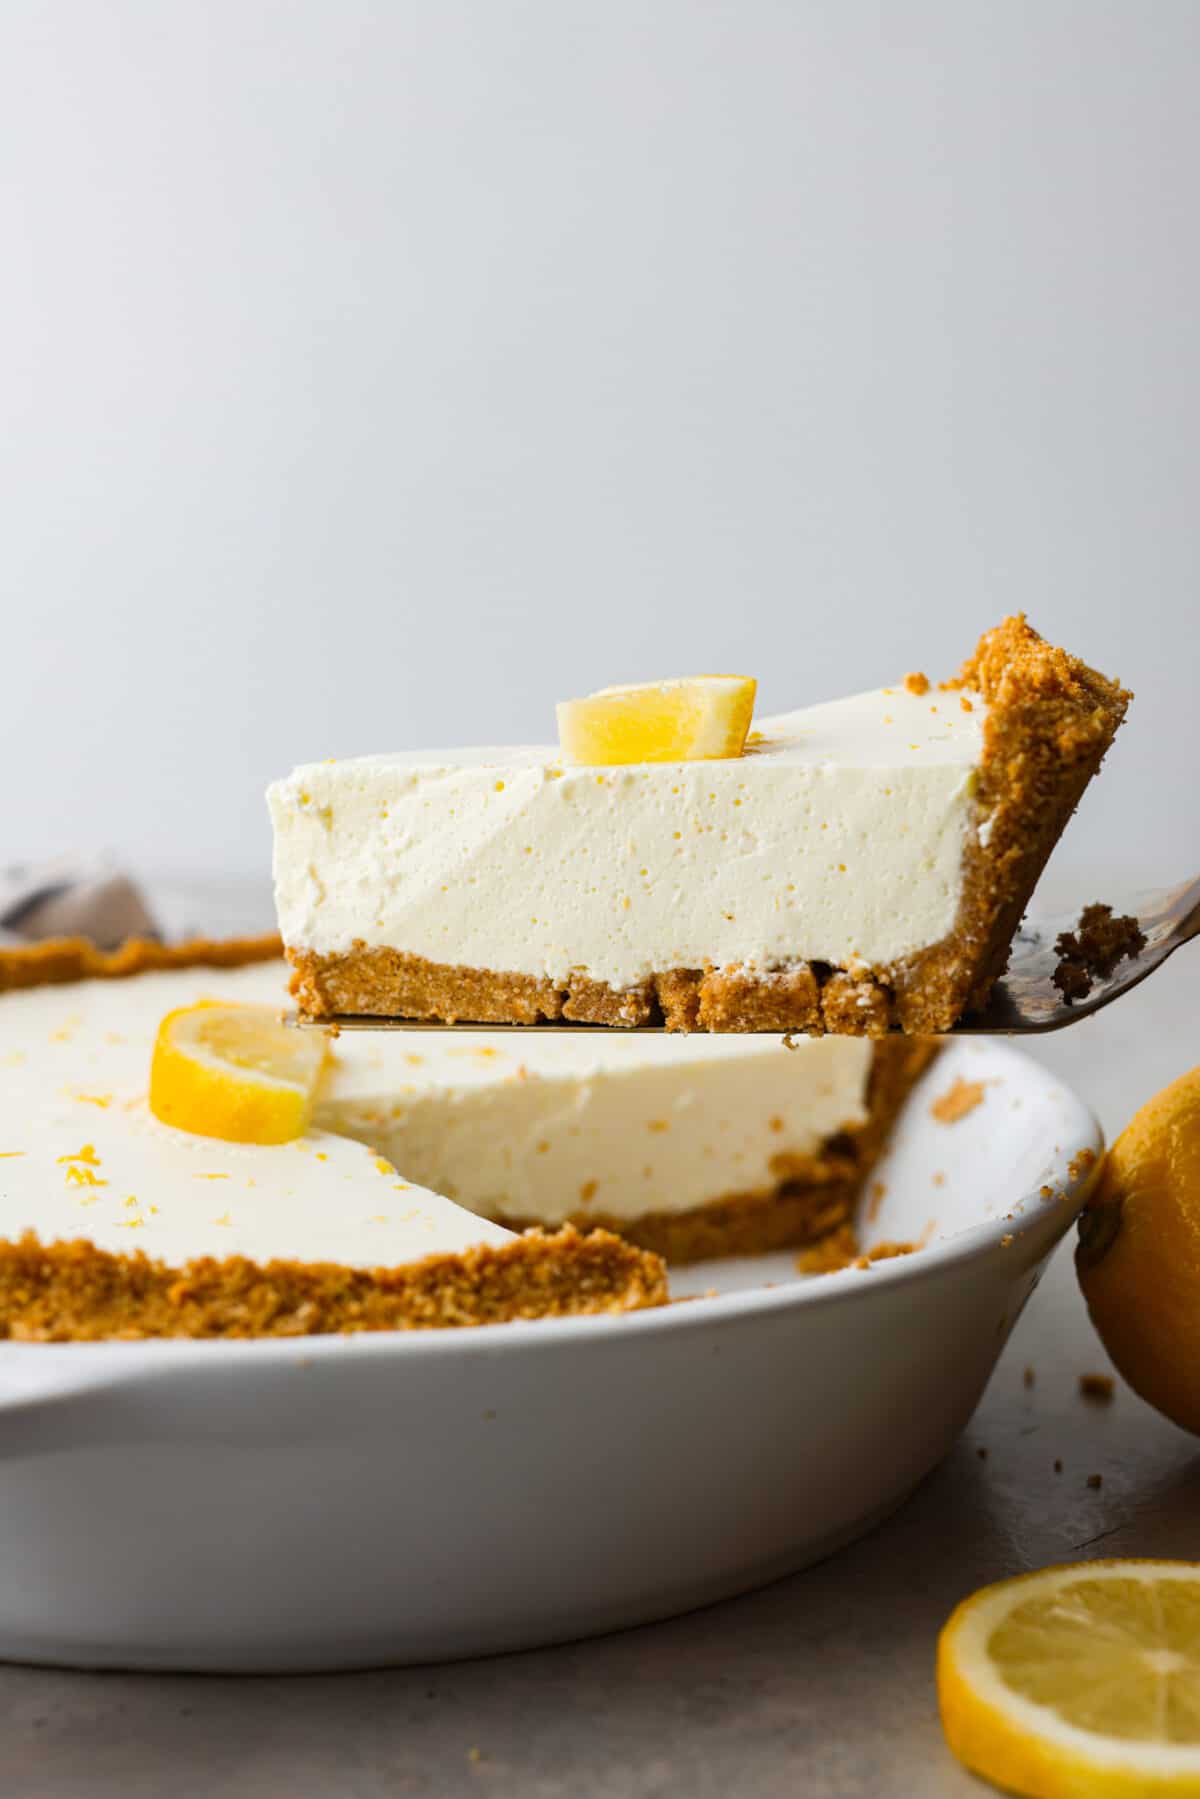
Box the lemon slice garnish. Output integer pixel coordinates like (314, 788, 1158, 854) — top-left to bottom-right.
(149, 1002, 330, 1145)
(938, 1560, 1200, 1796)
(556, 675, 757, 765)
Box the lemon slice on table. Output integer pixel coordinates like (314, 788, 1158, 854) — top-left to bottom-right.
(556, 675, 757, 765)
(149, 1002, 330, 1145)
(938, 1560, 1200, 1797)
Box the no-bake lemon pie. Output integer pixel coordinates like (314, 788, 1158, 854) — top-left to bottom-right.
(271, 617, 1129, 1035)
(0, 941, 931, 1336)
(0, 617, 1130, 1338)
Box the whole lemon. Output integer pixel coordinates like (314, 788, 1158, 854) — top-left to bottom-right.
(1077, 1065, 1200, 1436)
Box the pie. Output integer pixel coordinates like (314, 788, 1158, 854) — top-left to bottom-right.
(0, 940, 664, 1339)
(0, 942, 932, 1336)
(271, 616, 1128, 1034)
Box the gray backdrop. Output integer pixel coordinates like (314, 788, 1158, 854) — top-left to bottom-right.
(4, 1, 1196, 891)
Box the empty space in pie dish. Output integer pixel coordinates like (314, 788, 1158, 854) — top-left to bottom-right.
(668, 1036, 1099, 1304)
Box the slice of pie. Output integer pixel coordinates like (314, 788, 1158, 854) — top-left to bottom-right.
(0, 944, 932, 1338)
(270, 616, 1129, 1035)
(0, 940, 665, 1340)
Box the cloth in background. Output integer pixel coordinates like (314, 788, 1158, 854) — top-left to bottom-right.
(0, 857, 159, 949)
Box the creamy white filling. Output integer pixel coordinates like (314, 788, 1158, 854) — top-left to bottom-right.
(0, 966, 511, 1267)
(268, 685, 987, 987)
(0, 962, 874, 1241)
(319, 1029, 872, 1226)
(1, 1102, 511, 1268)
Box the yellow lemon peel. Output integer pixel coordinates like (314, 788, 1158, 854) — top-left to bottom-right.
(1077, 1065, 1200, 1436)
(939, 1560, 1200, 1797)
(556, 675, 757, 766)
(149, 1002, 330, 1146)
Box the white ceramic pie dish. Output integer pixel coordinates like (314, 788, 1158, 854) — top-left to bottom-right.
(0, 1036, 1101, 1672)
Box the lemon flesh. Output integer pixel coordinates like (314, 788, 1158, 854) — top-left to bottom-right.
(149, 1002, 330, 1145)
(939, 1560, 1200, 1797)
(556, 675, 757, 765)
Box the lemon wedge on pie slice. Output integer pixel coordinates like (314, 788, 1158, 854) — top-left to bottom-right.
(149, 1002, 330, 1145)
(938, 1559, 1200, 1796)
(556, 675, 757, 765)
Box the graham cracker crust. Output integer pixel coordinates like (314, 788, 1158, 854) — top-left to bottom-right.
(0, 938, 667, 1339)
(287, 617, 1129, 1034)
(496, 1037, 937, 1260)
(0, 1227, 667, 1341)
(0, 933, 283, 994)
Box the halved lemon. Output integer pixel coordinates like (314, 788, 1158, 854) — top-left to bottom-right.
(938, 1560, 1200, 1796)
(149, 1002, 330, 1145)
(556, 675, 757, 765)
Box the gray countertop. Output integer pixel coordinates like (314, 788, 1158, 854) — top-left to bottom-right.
(3, 887, 1199, 1798)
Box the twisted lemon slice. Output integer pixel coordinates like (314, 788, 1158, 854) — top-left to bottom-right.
(938, 1560, 1200, 1796)
(556, 675, 757, 765)
(149, 1002, 330, 1145)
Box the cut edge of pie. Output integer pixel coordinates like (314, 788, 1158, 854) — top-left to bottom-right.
(491, 1036, 938, 1261)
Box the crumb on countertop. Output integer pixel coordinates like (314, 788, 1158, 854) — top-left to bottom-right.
(1087, 1473, 1103, 1489)
(1023, 1366, 1036, 1389)
(1079, 1373, 1115, 1403)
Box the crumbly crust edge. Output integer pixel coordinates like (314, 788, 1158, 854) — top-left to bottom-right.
(0, 933, 284, 993)
(892, 613, 1130, 1027)
(0, 1226, 667, 1341)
